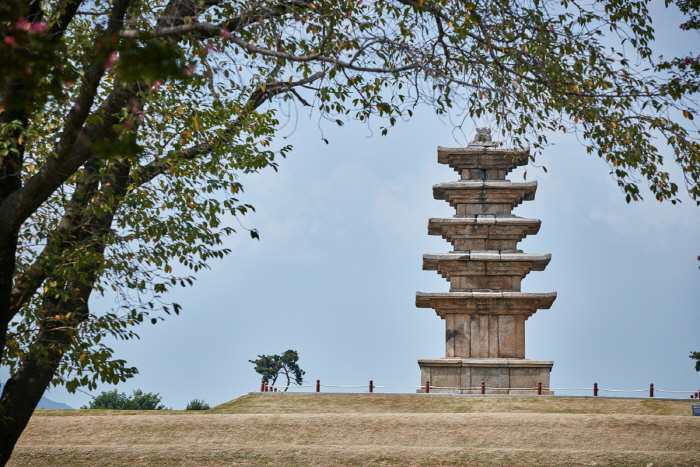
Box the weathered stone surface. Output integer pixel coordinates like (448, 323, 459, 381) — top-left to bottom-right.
(417, 358, 554, 394)
(442, 312, 531, 358)
(434, 182, 537, 216)
(417, 133, 556, 394)
(428, 217, 541, 251)
(422, 253, 550, 292)
(415, 292, 556, 318)
(437, 147, 530, 180)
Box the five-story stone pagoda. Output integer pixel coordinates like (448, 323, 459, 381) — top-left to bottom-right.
(417, 128, 556, 394)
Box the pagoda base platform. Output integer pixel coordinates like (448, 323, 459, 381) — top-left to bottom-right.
(417, 358, 553, 395)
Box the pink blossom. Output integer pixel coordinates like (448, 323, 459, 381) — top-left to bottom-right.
(29, 21, 47, 34)
(25, 67, 32, 74)
(220, 29, 231, 40)
(151, 79, 163, 90)
(204, 42, 217, 53)
(3, 36, 15, 45)
(14, 17, 29, 31)
(73, 103, 81, 111)
(184, 64, 196, 76)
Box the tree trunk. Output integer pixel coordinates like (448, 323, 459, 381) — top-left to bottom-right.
(0, 289, 90, 466)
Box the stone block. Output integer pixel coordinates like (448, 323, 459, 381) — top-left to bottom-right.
(470, 366, 510, 391)
(449, 275, 516, 292)
(484, 204, 513, 215)
(430, 366, 462, 392)
(454, 314, 470, 357)
(454, 225, 488, 237)
(485, 239, 518, 250)
(445, 314, 455, 358)
(456, 204, 483, 216)
(498, 315, 517, 358)
(510, 366, 549, 391)
(488, 315, 499, 357)
(515, 316, 525, 358)
(455, 238, 486, 250)
(461, 168, 486, 180)
(485, 168, 507, 180)
(470, 315, 490, 357)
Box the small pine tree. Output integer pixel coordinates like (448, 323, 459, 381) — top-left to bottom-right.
(250, 350, 305, 391)
(691, 351, 700, 372)
(185, 399, 210, 410)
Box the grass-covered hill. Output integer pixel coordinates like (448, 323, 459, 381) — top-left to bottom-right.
(12, 394, 700, 466)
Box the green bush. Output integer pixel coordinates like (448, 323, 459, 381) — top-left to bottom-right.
(185, 399, 210, 410)
(82, 389, 167, 410)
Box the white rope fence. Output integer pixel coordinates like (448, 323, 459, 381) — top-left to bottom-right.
(257, 379, 700, 399)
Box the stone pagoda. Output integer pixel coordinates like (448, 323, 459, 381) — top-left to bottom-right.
(416, 128, 556, 394)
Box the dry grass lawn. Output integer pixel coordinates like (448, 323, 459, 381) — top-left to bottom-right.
(10, 394, 700, 466)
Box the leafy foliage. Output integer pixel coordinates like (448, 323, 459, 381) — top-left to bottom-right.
(185, 398, 211, 410)
(250, 350, 305, 390)
(81, 389, 166, 410)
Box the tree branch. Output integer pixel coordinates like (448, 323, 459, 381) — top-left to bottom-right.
(130, 71, 324, 186)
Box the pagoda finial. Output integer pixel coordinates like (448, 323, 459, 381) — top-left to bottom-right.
(467, 127, 495, 147)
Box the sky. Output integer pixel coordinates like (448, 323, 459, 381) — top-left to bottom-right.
(30, 3, 700, 409)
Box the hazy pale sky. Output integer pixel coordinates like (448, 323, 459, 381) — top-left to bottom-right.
(25, 3, 700, 409)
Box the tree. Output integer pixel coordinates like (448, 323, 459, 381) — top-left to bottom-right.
(81, 388, 166, 410)
(250, 349, 305, 390)
(0, 0, 699, 464)
(690, 351, 700, 372)
(185, 398, 211, 410)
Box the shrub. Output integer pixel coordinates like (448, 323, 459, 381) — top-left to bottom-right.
(185, 399, 210, 410)
(82, 389, 167, 410)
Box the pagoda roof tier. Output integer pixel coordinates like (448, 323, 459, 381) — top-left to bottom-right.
(433, 181, 537, 209)
(423, 252, 550, 291)
(428, 217, 540, 248)
(423, 252, 551, 271)
(415, 292, 557, 318)
(437, 146, 529, 175)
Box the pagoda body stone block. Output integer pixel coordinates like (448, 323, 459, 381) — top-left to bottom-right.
(416, 128, 556, 395)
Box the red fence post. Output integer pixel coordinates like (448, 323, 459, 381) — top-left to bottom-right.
(481, 381, 485, 395)
(425, 380, 430, 393)
(593, 382, 598, 397)
(260, 380, 265, 392)
(316, 379, 320, 392)
(649, 383, 654, 398)
(369, 380, 373, 393)
(537, 382, 542, 395)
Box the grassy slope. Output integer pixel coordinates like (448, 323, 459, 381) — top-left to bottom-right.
(11, 395, 700, 467)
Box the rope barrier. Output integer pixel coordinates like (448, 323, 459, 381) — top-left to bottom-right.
(549, 388, 594, 391)
(257, 380, 699, 398)
(321, 385, 371, 388)
(267, 385, 315, 389)
(656, 389, 700, 393)
(374, 386, 423, 389)
(600, 389, 647, 392)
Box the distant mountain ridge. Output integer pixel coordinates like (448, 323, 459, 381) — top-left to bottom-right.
(37, 396, 73, 410)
